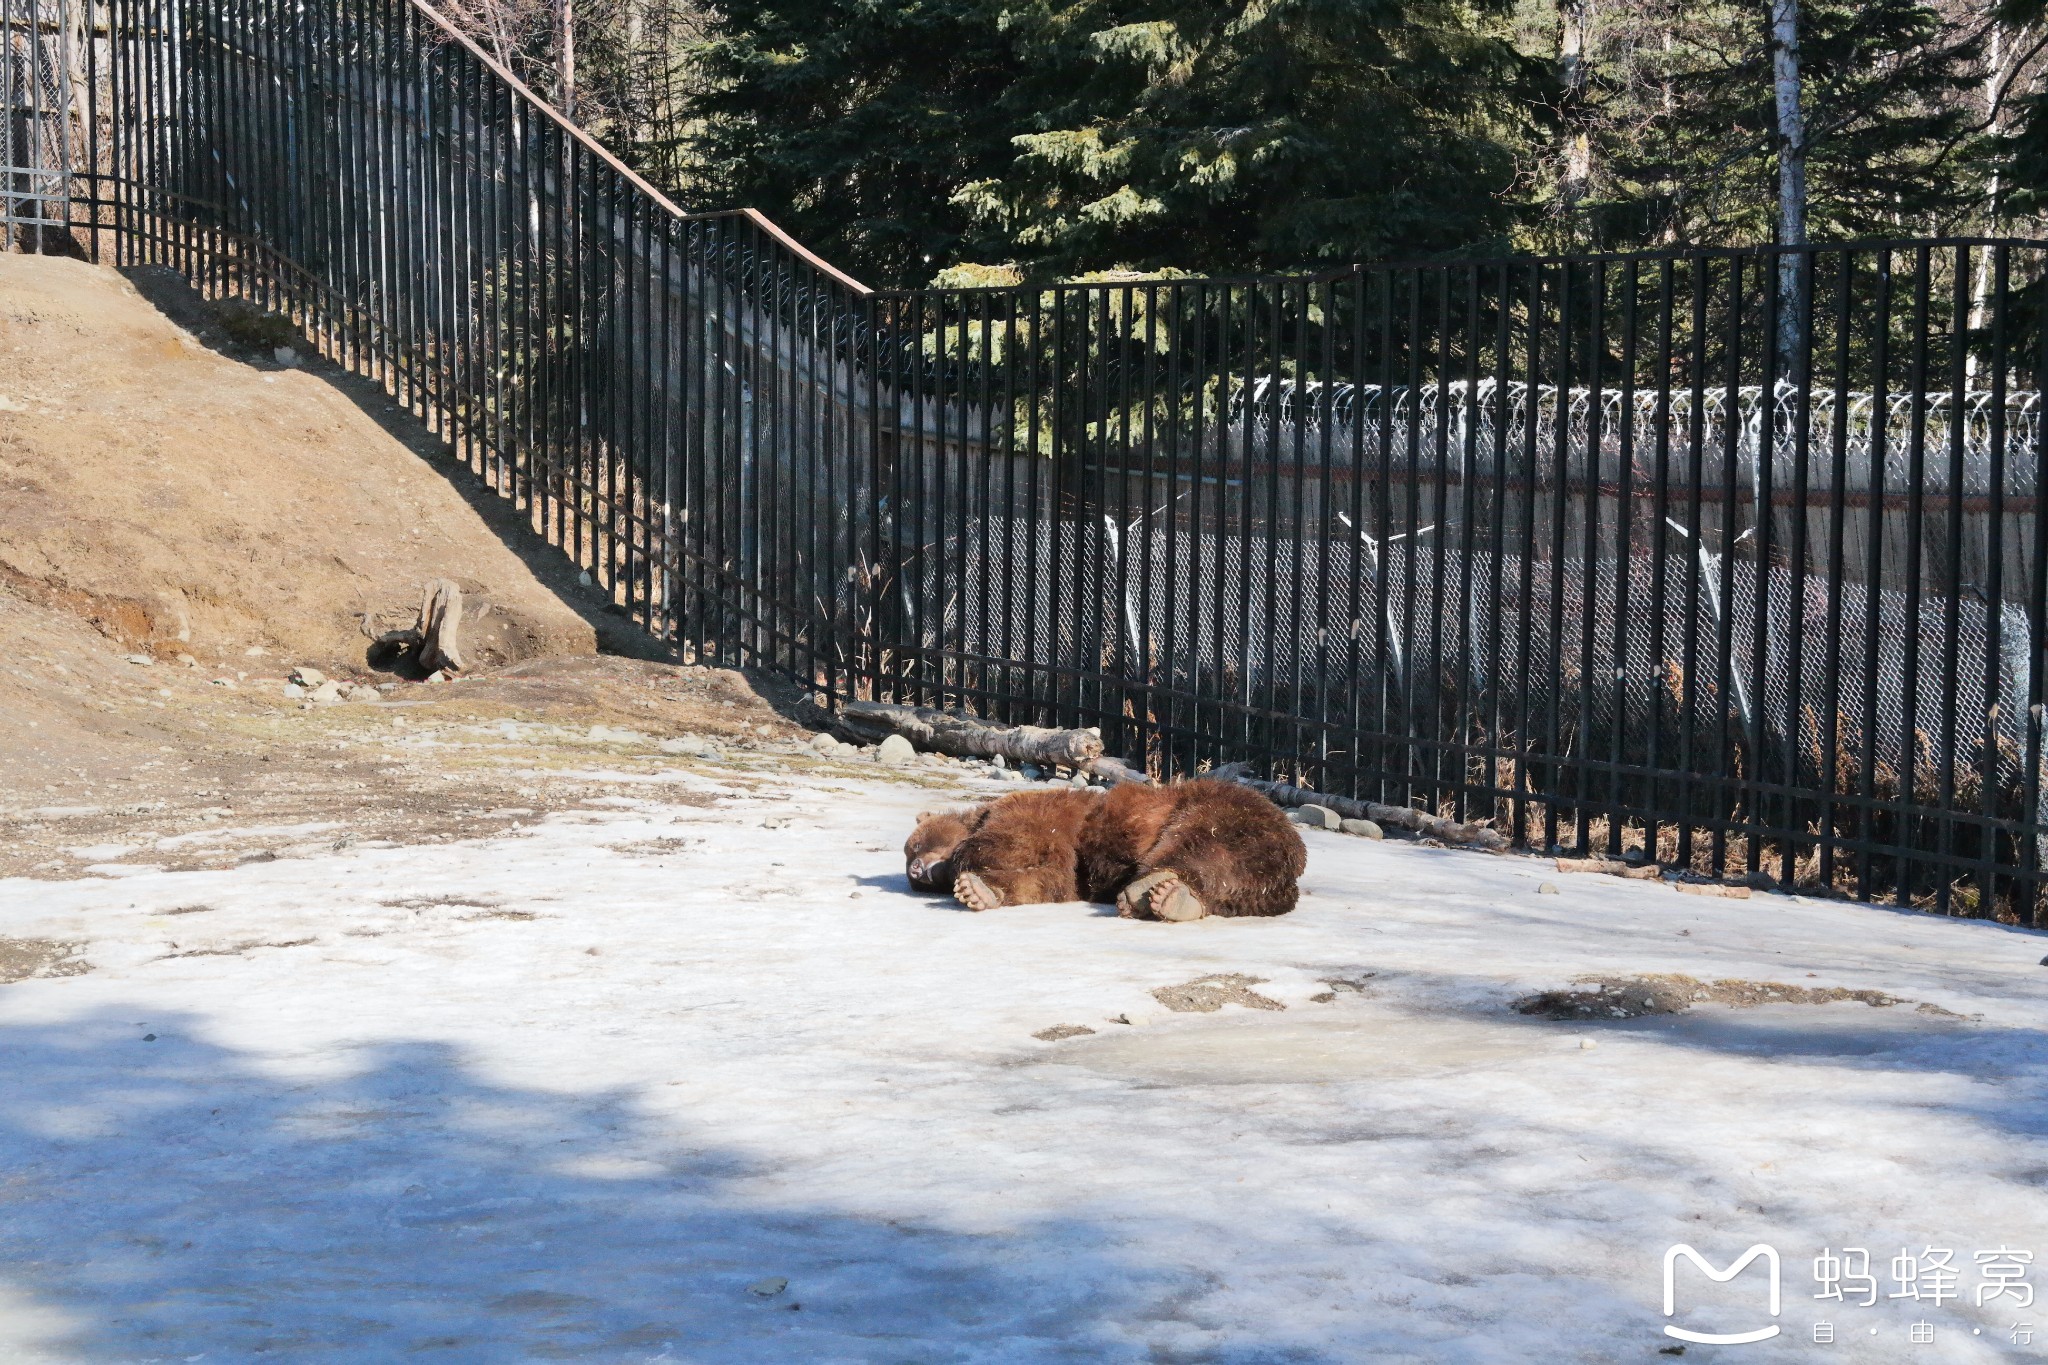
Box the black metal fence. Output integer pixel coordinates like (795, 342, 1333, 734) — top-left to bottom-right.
(12, 0, 2048, 922)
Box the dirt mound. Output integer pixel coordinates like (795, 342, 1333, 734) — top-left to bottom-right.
(1512, 973, 1920, 1020)
(0, 253, 594, 673)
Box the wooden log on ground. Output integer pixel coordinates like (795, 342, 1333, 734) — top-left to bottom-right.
(1211, 764, 1509, 851)
(1086, 756, 1153, 786)
(1555, 856, 1662, 881)
(1673, 881, 1751, 899)
(416, 578, 466, 675)
(834, 702, 1105, 767)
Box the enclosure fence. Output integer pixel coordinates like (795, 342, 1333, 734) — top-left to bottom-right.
(9, 0, 2048, 921)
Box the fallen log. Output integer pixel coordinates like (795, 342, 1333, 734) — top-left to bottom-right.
(834, 702, 1105, 767)
(1555, 856, 1663, 881)
(1086, 756, 1153, 786)
(1211, 764, 1509, 851)
(1673, 880, 1751, 899)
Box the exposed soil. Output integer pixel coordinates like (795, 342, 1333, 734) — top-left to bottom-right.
(1151, 973, 1287, 1014)
(0, 937, 88, 984)
(0, 254, 597, 675)
(1511, 973, 1934, 1021)
(0, 633, 891, 880)
(0, 254, 1008, 880)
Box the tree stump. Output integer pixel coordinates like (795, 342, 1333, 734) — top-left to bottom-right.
(416, 579, 466, 674)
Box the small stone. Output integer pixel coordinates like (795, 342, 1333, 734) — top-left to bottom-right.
(809, 732, 840, 756)
(281, 682, 306, 700)
(1289, 804, 1340, 830)
(1069, 773, 1089, 789)
(876, 734, 916, 766)
(308, 680, 345, 704)
(1020, 763, 1043, 780)
(424, 670, 449, 685)
(176, 653, 198, 668)
(348, 684, 380, 703)
(288, 665, 325, 687)
(142, 1033, 156, 1042)
(211, 677, 236, 688)
(747, 1277, 787, 1297)
(1338, 818, 1384, 839)
(990, 754, 1006, 769)
(579, 572, 593, 587)
(273, 345, 297, 365)
(2040, 954, 2048, 966)
(1579, 1038, 1597, 1050)
(124, 653, 153, 667)
(1537, 881, 1561, 895)
(244, 645, 267, 658)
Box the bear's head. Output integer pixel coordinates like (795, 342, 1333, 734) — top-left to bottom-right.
(904, 807, 983, 891)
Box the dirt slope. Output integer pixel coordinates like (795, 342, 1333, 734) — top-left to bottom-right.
(0, 254, 878, 862)
(0, 253, 594, 672)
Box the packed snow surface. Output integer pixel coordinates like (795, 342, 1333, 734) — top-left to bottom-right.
(3, 766, 2047, 1362)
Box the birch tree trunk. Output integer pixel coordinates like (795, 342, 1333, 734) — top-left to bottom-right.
(1770, 0, 1808, 367)
(1558, 0, 1594, 235)
(555, 0, 577, 120)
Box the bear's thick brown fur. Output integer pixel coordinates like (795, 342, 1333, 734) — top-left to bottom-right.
(903, 779, 1304, 920)
(904, 789, 1098, 908)
(1076, 779, 1306, 919)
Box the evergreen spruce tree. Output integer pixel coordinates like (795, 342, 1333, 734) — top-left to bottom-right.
(952, 0, 1547, 276)
(1988, 2, 2048, 225)
(690, 0, 1026, 286)
(1580, 0, 1986, 247)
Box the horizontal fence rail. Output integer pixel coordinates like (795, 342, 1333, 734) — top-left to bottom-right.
(14, 0, 2048, 922)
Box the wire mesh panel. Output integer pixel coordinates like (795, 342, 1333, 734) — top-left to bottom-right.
(26, 0, 2048, 924)
(0, 0, 76, 250)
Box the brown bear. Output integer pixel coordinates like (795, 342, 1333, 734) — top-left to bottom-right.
(903, 779, 1304, 922)
(903, 788, 1099, 908)
(1076, 779, 1306, 921)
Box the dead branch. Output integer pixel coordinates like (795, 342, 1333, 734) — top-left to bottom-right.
(834, 702, 1105, 767)
(1212, 764, 1509, 851)
(1086, 756, 1153, 786)
(1555, 856, 1663, 881)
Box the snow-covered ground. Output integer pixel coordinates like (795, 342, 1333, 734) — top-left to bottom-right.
(3, 762, 2047, 1362)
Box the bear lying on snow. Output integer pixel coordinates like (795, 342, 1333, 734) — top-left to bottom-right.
(902, 780, 1306, 921)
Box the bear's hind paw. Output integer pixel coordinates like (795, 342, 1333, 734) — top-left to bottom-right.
(1117, 870, 1206, 922)
(953, 872, 1004, 911)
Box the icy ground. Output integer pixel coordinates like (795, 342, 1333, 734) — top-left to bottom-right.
(3, 763, 2047, 1363)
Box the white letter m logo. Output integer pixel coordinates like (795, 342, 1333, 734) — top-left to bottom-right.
(1662, 1243, 1781, 1345)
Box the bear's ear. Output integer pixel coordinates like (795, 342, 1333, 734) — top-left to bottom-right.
(915, 809, 939, 823)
